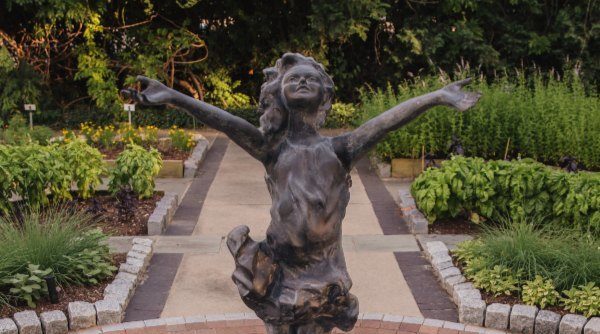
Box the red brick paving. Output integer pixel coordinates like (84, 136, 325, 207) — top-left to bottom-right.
(83, 315, 499, 334)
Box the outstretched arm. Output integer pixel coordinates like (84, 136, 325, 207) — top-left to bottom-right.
(332, 78, 481, 169)
(121, 76, 267, 161)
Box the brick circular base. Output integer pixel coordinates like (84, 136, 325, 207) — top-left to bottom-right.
(94, 314, 495, 334)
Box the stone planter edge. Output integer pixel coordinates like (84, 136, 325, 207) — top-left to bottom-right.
(398, 187, 429, 235)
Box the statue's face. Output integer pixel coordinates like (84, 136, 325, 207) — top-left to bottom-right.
(281, 64, 323, 110)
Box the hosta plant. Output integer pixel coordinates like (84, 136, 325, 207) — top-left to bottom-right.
(469, 265, 521, 297)
(522, 275, 560, 308)
(561, 282, 600, 317)
(2, 264, 52, 308)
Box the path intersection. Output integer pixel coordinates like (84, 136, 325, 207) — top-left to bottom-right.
(109, 131, 457, 323)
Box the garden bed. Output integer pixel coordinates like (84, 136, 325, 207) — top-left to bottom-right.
(0, 254, 126, 318)
(74, 191, 163, 236)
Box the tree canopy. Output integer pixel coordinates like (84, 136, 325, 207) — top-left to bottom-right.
(0, 0, 597, 124)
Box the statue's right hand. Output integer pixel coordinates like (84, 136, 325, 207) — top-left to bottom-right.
(120, 76, 172, 106)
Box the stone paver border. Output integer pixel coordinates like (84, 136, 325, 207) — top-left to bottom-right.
(398, 188, 429, 234)
(147, 192, 180, 235)
(54, 313, 506, 334)
(184, 135, 210, 178)
(148, 134, 211, 235)
(422, 241, 599, 334)
(0, 238, 154, 334)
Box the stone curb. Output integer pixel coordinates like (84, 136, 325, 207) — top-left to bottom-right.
(369, 155, 392, 179)
(183, 135, 210, 178)
(0, 238, 154, 334)
(398, 188, 429, 234)
(147, 192, 180, 235)
(43, 313, 501, 333)
(422, 241, 598, 334)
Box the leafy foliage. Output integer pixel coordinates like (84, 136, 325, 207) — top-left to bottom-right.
(411, 156, 600, 232)
(108, 143, 162, 198)
(1, 264, 52, 308)
(522, 275, 560, 308)
(58, 139, 105, 199)
(561, 283, 600, 317)
(0, 114, 53, 145)
(360, 72, 600, 169)
(0, 140, 106, 209)
(469, 265, 521, 297)
(168, 127, 194, 152)
(323, 102, 360, 128)
(1, 0, 597, 126)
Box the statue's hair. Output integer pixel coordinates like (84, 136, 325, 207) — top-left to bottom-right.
(258, 53, 334, 134)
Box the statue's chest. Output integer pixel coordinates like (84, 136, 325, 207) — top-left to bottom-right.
(269, 140, 345, 186)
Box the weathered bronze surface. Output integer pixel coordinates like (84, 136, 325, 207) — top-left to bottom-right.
(122, 53, 480, 334)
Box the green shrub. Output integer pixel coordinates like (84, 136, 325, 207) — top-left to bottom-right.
(108, 143, 162, 198)
(323, 102, 359, 128)
(411, 156, 600, 232)
(0, 207, 115, 307)
(5, 144, 72, 206)
(359, 72, 600, 169)
(168, 127, 194, 152)
(522, 275, 560, 308)
(58, 140, 105, 199)
(0, 142, 105, 210)
(561, 282, 600, 317)
(0, 115, 54, 145)
(28, 126, 54, 145)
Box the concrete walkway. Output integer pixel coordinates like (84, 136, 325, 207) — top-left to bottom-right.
(123, 133, 457, 323)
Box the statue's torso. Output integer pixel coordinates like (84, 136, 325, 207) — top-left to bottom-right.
(264, 136, 351, 265)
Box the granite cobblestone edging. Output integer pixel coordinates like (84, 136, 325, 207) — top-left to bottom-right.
(33, 313, 510, 334)
(0, 238, 154, 334)
(398, 188, 429, 234)
(147, 135, 210, 236)
(422, 241, 599, 334)
(184, 135, 210, 178)
(147, 192, 179, 236)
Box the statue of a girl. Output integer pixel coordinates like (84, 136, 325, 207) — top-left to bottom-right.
(122, 53, 480, 334)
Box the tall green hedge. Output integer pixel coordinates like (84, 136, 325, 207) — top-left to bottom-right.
(360, 72, 600, 169)
(411, 156, 600, 233)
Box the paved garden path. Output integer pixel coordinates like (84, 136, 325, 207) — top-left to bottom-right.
(122, 132, 456, 323)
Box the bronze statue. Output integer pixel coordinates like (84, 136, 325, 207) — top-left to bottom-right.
(122, 53, 480, 334)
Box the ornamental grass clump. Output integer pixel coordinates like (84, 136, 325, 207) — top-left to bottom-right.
(0, 207, 116, 308)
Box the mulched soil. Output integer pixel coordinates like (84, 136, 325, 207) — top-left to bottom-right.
(99, 147, 191, 160)
(73, 192, 162, 236)
(428, 216, 482, 235)
(0, 253, 126, 318)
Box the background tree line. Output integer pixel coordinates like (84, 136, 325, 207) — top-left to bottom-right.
(0, 0, 597, 126)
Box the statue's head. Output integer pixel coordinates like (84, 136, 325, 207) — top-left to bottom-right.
(258, 53, 334, 134)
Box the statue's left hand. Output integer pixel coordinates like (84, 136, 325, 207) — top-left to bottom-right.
(120, 76, 173, 106)
(441, 78, 481, 112)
